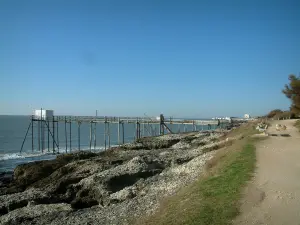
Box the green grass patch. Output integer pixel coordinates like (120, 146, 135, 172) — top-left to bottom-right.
(139, 140, 256, 225)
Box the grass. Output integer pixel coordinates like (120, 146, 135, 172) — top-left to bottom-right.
(138, 137, 258, 225)
(225, 121, 258, 138)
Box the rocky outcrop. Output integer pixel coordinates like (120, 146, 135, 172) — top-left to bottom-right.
(0, 130, 232, 225)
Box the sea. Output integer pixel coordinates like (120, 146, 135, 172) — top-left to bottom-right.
(0, 115, 217, 172)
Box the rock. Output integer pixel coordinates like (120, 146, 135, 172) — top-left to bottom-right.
(0, 189, 52, 216)
(0, 172, 13, 187)
(56, 151, 98, 161)
(0, 130, 230, 224)
(0, 203, 72, 225)
(13, 159, 68, 189)
(137, 136, 181, 149)
(110, 187, 136, 203)
(171, 141, 191, 149)
(122, 142, 144, 150)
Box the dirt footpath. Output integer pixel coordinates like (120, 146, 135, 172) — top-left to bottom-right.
(234, 119, 300, 225)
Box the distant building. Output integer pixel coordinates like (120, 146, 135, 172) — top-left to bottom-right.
(244, 114, 250, 119)
(34, 109, 54, 120)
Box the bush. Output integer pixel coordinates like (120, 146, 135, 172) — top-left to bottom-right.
(273, 111, 295, 120)
(266, 109, 295, 120)
(266, 109, 283, 118)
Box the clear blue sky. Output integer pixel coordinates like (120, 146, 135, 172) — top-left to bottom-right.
(0, 0, 299, 118)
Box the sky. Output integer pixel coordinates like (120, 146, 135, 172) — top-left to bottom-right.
(0, 0, 299, 118)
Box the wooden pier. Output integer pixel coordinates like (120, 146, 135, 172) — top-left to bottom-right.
(20, 113, 229, 154)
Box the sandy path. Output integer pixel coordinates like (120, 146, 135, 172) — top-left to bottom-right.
(234, 119, 300, 225)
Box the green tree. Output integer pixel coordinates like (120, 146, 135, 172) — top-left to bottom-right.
(282, 74, 300, 115)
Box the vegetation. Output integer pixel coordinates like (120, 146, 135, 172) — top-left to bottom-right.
(266, 74, 300, 120)
(140, 140, 256, 225)
(273, 111, 294, 120)
(139, 124, 260, 225)
(294, 120, 300, 132)
(282, 74, 300, 115)
(266, 109, 295, 120)
(267, 109, 283, 118)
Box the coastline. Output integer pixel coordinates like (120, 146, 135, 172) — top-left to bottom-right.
(0, 126, 237, 224)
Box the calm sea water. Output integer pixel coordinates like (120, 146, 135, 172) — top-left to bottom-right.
(0, 115, 216, 172)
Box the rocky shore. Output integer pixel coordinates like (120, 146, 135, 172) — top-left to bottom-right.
(0, 129, 234, 225)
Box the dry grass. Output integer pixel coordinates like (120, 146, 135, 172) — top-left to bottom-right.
(226, 121, 258, 139)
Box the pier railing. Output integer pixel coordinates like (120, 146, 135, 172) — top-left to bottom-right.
(32, 115, 227, 125)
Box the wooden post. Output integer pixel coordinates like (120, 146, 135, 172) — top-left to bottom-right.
(31, 116, 34, 152)
(52, 116, 55, 153)
(56, 121, 59, 153)
(38, 118, 40, 151)
(159, 122, 162, 136)
(118, 117, 120, 145)
(41, 120, 44, 153)
(148, 122, 151, 135)
(159, 114, 165, 135)
(93, 122, 97, 150)
(65, 117, 67, 153)
(89, 122, 92, 151)
(135, 118, 139, 140)
(43, 121, 45, 152)
(139, 122, 141, 138)
(20, 121, 33, 153)
(122, 122, 125, 144)
(47, 121, 49, 152)
(40, 108, 42, 151)
(108, 122, 110, 149)
(41, 109, 44, 152)
(78, 121, 81, 151)
(142, 118, 145, 137)
(104, 121, 107, 151)
(69, 120, 72, 152)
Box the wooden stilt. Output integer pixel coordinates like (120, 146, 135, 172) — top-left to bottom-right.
(78, 122, 81, 151)
(89, 122, 92, 151)
(108, 122, 110, 149)
(65, 117, 68, 153)
(31, 116, 34, 152)
(53, 116, 55, 153)
(118, 117, 120, 145)
(47, 121, 49, 152)
(56, 121, 59, 153)
(122, 122, 125, 144)
(104, 121, 107, 151)
(69, 121, 72, 152)
(94, 122, 97, 150)
(38, 119, 40, 151)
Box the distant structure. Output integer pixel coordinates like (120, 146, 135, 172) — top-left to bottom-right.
(244, 114, 250, 119)
(212, 117, 232, 122)
(20, 111, 229, 154)
(34, 109, 54, 120)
